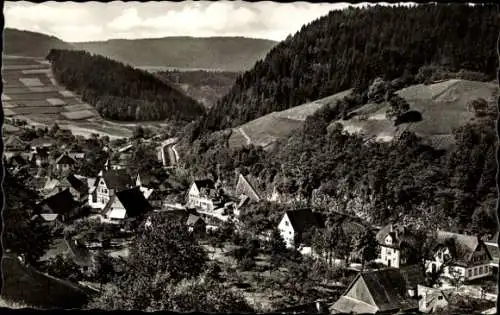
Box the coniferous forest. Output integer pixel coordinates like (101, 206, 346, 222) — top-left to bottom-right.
(193, 4, 498, 137)
(46, 49, 205, 122)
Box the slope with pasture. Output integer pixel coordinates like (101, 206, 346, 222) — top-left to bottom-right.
(329, 79, 498, 150)
(228, 89, 352, 150)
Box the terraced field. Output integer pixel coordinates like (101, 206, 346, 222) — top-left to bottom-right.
(2, 55, 132, 139)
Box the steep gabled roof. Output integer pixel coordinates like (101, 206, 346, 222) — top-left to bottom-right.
(55, 153, 76, 165)
(186, 214, 204, 226)
(63, 174, 88, 194)
(360, 268, 416, 312)
(235, 173, 261, 202)
(284, 209, 326, 234)
(194, 179, 216, 189)
(101, 169, 133, 191)
(436, 230, 489, 264)
(38, 189, 76, 215)
(106, 186, 153, 218)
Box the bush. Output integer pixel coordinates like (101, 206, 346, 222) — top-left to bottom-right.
(394, 110, 423, 126)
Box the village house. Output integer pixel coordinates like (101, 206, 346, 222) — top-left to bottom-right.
(54, 153, 76, 172)
(29, 147, 50, 167)
(186, 214, 207, 237)
(36, 188, 79, 223)
(330, 268, 419, 314)
(375, 223, 418, 268)
(186, 179, 223, 212)
(426, 231, 493, 282)
(484, 232, 499, 275)
(89, 168, 134, 209)
(68, 151, 85, 160)
(102, 186, 153, 224)
(278, 209, 326, 249)
(417, 285, 454, 313)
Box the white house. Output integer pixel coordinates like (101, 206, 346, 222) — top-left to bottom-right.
(375, 223, 415, 268)
(89, 169, 134, 209)
(186, 179, 221, 211)
(103, 186, 152, 223)
(278, 209, 326, 249)
(425, 231, 493, 282)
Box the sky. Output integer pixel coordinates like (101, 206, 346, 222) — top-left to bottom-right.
(3, 1, 403, 43)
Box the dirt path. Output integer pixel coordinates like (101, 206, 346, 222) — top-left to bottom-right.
(238, 127, 252, 145)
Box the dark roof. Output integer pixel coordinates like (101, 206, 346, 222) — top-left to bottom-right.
(359, 268, 417, 312)
(194, 179, 216, 189)
(285, 209, 326, 234)
(63, 174, 88, 194)
(64, 235, 93, 267)
(186, 214, 204, 226)
(235, 173, 261, 202)
(102, 169, 133, 191)
(38, 189, 77, 215)
(436, 231, 486, 264)
(55, 153, 76, 165)
(111, 186, 153, 217)
(376, 223, 416, 249)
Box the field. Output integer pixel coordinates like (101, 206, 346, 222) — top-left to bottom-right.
(228, 89, 352, 150)
(1, 55, 141, 139)
(330, 79, 499, 148)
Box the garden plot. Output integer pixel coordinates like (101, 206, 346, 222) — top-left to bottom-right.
(59, 90, 75, 97)
(61, 110, 96, 120)
(7, 92, 68, 101)
(47, 98, 67, 106)
(28, 87, 60, 93)
(60, 97, 84, 105)
(3, 102, 17, 108)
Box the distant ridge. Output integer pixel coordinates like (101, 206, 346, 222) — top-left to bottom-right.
(71, 36, 277, 71)
(3, 28, 75, 57)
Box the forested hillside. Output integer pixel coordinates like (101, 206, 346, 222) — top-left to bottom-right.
(72, 37, 277, 72)
(193, 4, 499, 137)
(46, 49, 205, 122)
(3, 28, 74, 57)
(156, 70, 239, 108)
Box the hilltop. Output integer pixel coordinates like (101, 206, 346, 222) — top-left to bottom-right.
(194, 4, 498, 137)
(3, 28, 75, 57)
(72, 37, 277, 72)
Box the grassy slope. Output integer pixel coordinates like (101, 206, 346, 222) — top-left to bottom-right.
(228, 79, 498, 151)
(228, 89, 352, 150)
(72, 37, 277, 71)
(330, 79, 499, 149)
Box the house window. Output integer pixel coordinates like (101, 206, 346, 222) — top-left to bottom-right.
(285, 221, 289, 226)
(485, 266, 489, 273)
(468, 269, 472, 277)
(474, 268, 478, 276)
(479, 266, 483, 274)
(438, 296, 443, 300)
(289, 231, 292, 235)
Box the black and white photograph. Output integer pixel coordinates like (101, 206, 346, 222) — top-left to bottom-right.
(1, 1, 499, 314)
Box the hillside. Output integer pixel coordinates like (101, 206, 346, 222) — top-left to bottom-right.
(3, 28, 75, 57)
(228, 89, 352, 150)
(329, 79, 499, 150)
(156, 70, 239, 109)
(72, 37, 277, 72)
(46, 49, 205, 122)
(1, 54, 134, 138)
(194, 4, 499, 136)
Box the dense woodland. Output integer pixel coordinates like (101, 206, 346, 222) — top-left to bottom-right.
(46, 49, 205, 122)
(192, 4, 499, 137)
(156, 70, 239, 108)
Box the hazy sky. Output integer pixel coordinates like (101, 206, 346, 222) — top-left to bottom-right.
(3, 1, 399, 43)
